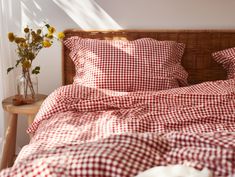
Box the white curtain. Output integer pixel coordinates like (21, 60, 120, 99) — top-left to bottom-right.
(0, 0, 16, 157)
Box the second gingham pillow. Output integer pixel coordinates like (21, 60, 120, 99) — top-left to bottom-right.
(212, 47, 235, 79)
(64, 37, 188, 92)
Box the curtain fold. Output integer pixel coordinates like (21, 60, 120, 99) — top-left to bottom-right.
(0, 0, 16, 157)
(0, 0, 5, 157)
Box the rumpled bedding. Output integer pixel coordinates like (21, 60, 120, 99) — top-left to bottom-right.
(1, 79, 235, 177)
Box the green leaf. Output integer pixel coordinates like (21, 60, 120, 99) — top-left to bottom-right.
(15, 59, 21, 67)
(35, 66, 40, 70)
(32, 66, 40, 75)
(45, 24, 50, 28)
(7, 67, 14, 74)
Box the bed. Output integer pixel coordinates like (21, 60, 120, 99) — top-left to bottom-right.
(1, 30, 235, 177)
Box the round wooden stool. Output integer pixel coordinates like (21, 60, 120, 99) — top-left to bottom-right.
(0, 94, 47, 170)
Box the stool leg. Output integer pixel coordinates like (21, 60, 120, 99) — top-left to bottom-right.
(0, 113, 17, 170)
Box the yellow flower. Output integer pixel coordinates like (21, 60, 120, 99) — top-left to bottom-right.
(24, 27, 29, 33)
(19, 38, 26, 43)
(57, 32, 65, 40)
(8, 33, 15, 42)
(7, 23, 62, 75)
(31, 31, 36, 36)
(46, 33, 53, 39)
(19, 42, 27, 48)
(48, 26, 56, 34)
(22, 59, 31, 69)
(37, 29, 42, 34)
(42, 40, 52, 48)
(23, 43, 28, 48)
(14, 37, 21, 44)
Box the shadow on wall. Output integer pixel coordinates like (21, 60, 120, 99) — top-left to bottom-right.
(7, 0, 122, 149)
(19, 0, 122, 30)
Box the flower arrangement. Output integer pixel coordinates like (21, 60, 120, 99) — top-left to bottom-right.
(7, 24, 65, 104)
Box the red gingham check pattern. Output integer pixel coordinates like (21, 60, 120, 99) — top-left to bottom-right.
(1, 79, 235, 177)
(212, 47, 235, 79)
(64, 37, 188, 91)
(1, 133, 235, 177)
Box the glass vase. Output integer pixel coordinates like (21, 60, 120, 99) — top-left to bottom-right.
(16, 69, 38, 104)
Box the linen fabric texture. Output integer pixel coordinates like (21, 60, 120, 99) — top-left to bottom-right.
(0, 79, 234, 177)
(64, 37, 188, 91)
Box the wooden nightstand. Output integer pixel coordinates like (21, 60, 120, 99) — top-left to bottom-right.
(0, 94, 47, 170)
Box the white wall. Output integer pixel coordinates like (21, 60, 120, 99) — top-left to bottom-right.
(5, 0, 235, 148)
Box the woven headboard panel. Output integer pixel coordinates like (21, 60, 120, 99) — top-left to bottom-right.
(62, 29, 235, 85)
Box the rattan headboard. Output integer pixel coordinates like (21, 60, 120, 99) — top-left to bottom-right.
(62, 29, 235, 85)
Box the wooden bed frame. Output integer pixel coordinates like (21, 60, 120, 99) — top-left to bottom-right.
(62, 30, 235, 85)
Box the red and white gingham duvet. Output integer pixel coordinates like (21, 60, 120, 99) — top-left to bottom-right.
(1, 79, 235, 177)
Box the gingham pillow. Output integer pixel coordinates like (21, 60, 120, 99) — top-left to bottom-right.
(64, 37, 188, 92)
(212, 47, 235, 79)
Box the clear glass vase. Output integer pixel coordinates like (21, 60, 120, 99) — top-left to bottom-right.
(16, 69, 38, 104)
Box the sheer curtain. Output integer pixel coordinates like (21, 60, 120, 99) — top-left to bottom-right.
(0, 0, 16, 157)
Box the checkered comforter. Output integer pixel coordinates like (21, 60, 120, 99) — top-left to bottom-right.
(1, 79, 235, 177)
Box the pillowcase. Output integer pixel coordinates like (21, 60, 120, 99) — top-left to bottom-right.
(64, 37, 188, 92)
(212, 47, 235, 79)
